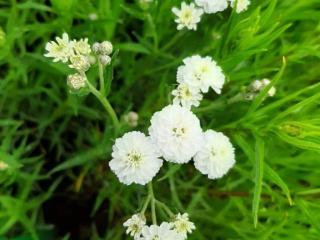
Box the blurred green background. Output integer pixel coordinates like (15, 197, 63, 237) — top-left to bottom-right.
(0, 0, 320, 239)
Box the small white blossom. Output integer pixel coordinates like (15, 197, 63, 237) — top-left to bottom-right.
(195, 0, 228, 14)
(140, 222, 181, 240)
(124, 111, 139, 127)
(194, 130, 235, 179)
(99, 55, 112, 66)
(172, 83, 203, 109)
(44, 33, 74, 63)
(73, 38, 91, 55)
(67, 73, 87, 90)
(69, 54, 91, 72)
(229, 0, 250, 13)
(123, 214, 146, 239)
(172, 213, 195, 238)
(149, 105, 204, 164)
(177, 55, 225, 94)
(109, 131, 163, 185)
(92, 42, 101, 54)
(172, 2, 203, 31)
(0, 161, 9, 170)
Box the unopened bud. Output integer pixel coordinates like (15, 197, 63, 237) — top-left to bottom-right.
(67, 73, 87, 90)
(99, 55, 111, 66)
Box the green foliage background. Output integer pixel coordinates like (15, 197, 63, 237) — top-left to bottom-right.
(0, 0, 320, 239)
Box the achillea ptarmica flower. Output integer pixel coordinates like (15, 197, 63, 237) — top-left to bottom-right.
(149, 105, 204, 164)
(172, 213, 195, 238)
(44, 33, 74, 63)
(109, 131, 163, 185)
(72, 38, 91, 55)
(123, 111, 139, 127)
(194, 130, 235, 179)
(123, 214, 146, 239)
(177, 55, 225, 94)
(229, 0, 251, 13)
(172, 2, 204, 31)
(99, 55, 112, 66)
(67, 73, 87, 90)
(172, 83, 203, 109)
(140, 222, 181, 240)
(69, 54, 91, 72)
(195, 0, 229, 14)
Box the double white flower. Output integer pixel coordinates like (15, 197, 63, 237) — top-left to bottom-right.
(109, 131, 163, 185)
(172, 55, 225, 109)
(194, 130, 235, 179)
(149, 105, 204, 164)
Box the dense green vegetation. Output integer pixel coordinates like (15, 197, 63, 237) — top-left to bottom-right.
(0, 0, 320, 239)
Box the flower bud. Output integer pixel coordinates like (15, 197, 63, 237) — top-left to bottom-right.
(92, 42, 101, 54)
(69, 55, 91, 72)
(100, 41, 113, 55)
(251, 80, 263, 92)
(67, 73, 87, 90)
(99, 55, 111, 66)
(123, 111, 139, 127)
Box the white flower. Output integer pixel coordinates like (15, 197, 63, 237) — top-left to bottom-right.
(247, 79, 276, 99)
(44, 33, 74, 63)
(177, 55, 225, 94)
(67, 73, 87, 90)
(172, 213, 195, 238)
(229, 0, 250, 13)
(261, 79, 276, 97)
(69, 54, 91, 72)
(172, 83, 203, 109)
(194, 130, 235, 179)
(124, 111, 139, 127)
(149, 105, 204, 164)
(172, 2, 203, 31)
(140, 222, 181, 240)
(123, 214, 146, 239)
(109, 131, 163, 185)
(195, 0, 228, 14)
(73, 38, 91, 55)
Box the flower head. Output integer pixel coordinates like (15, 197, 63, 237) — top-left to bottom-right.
(195, 0, 228, 14)
(172, 2, 203, 31)
(123, 214, 146, 239)
(140, 222, 181, 240)
(194, 130, 235, 179)
(245, 78, 276, 100)
(69, 54, 91, 72)
(67, 73, 87, 90)
(172, 213, 195, 238)
(44, 33, 74, 63)
(73, 38, 91, 55)
(177, 55, 225, 94)
(172, 83, 203, 109)
(109, 131, 163, 185)
(229, 0, 250, 13)
(149, 105, 204, 164)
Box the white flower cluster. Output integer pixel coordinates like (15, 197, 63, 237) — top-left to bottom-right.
(244, 78, 276, 100)
(124, 213, 195, 240)
(110, 56, 234, 186)
(44, 33, 113, 91)
(172, 0, 250, 30)
(172, 55, 225, 109)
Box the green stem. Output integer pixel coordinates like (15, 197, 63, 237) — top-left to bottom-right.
(141, 195, 151, 214)
(148, 182, 157, 225)
(98, 61, 105, 96)
(155, 200, 174, 218)
(85, 78, 120, 134)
